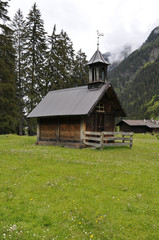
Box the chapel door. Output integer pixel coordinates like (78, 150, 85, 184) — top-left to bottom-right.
(97, 114, 104, 132)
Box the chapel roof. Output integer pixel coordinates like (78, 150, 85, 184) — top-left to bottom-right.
(28, 82, 125, 118)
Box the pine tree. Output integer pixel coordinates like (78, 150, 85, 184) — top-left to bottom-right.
(11, 9, 26, 135)
(57, 29, 75, 88)
(0, 0, 18, 134)
(46, 24, 60, 91)
(0, 0, 9, 22)
(23, 3, 48, 135)
(72, 49, 88, 87)
(47, 27, 75, 90)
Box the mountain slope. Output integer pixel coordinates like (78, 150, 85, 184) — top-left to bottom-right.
(108, 26, 159, 119)
(120, 58, 159, 118)
(103, 44, 132, 71)
(144, 26, 159, 44)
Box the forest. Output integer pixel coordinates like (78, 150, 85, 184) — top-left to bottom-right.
(0, 1, 88, 135)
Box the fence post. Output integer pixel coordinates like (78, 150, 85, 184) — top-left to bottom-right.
(122, 132, 125, 143)
(83, 131, 85, 145)
(100, 132, 104, 149)
(130, 133, 133, 149)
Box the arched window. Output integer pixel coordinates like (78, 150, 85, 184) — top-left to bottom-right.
(92, 68, 97, 82)
(99, 67, 105, 81)
(101, 68, 105, 81)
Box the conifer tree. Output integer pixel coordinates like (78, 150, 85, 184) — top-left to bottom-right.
(0, 0, 18, 134)
(72, 49, 88, 86)
(46, 24, 60, 91)
(47, 27, 75, 90)
(0, 0, 9, 22)
(23, 3, 48, 134)
(11, 9, 26, 135)
(57, 29, 74, 88)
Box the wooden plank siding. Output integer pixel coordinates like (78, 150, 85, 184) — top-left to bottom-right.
(38, 116, 81, 143)
(59, 117, 81, 142)
(39, 118, 58, 141)
(118, 122, 148, 133)
(86, 93, 115, 132)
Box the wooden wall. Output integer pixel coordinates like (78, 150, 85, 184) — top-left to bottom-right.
(119, 122, 148, 133)
(39, 118, 58, 141)
(86, 93, 115, 132)
(59, 117, 81, 142)
(39, 116, 81, 142)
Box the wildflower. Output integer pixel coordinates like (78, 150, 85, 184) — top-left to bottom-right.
(78, 222, 81, 224)
(30, 199, 32, 201)
(90, 234, 93, 238)
(12, 225, 17, 230)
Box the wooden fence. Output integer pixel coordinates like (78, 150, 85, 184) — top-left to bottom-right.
(83, 131, 133, 149)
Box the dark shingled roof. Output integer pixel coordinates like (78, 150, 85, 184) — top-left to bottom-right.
(87, 50, 109, 65)
(119, 119, 159, 128)
(28, 83, 125, 118)
(28, 83, 109, 118)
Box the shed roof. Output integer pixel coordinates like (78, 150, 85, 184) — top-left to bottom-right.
(87, 50, 109, 65)
(28, 83, 125, 118)
(118, 119, 159, 128)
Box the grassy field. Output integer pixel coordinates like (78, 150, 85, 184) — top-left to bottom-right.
(0, 134, 159, 240)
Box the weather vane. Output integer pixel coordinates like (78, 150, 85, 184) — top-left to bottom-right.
(97, 30, 104, 50)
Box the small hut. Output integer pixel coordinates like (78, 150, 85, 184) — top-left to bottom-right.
(28, 49, 126, 147)
(117, 119, 159, 133)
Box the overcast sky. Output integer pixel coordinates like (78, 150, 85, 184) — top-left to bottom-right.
(8, 0, 159, 59)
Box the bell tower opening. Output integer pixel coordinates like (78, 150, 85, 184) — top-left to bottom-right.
(101, 67, 105, 81)
(99, 66, 107, 82)
(92, 67, 97, 82)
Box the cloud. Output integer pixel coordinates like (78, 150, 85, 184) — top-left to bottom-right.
(8, 0, 159, 59)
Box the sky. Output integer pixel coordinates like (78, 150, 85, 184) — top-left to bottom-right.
(8, 0, 159, 59)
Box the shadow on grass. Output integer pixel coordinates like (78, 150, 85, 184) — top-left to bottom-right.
(96, 146, 131, 151)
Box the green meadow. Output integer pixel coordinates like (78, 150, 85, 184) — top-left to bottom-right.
(0, 134, 159, 240)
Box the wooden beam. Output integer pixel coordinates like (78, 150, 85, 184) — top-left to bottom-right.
(83, 136, 102, 141)
(37, 118, 40, 141)
(103, 137, 132, 141)
(103, 142, 133, 147)
(84, 131, 102, 136)
(84, 142, 101, 148)
(57, 117, 60, 141)
(80, 117, 84, 142)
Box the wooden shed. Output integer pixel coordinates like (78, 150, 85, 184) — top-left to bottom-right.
(28, 49, 126, 147)
(117, 119, 159, 133)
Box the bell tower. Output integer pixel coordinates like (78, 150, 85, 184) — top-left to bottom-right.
(87, 31, 109, 89)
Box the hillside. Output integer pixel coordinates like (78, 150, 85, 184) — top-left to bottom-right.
(108, 26, 159, 119)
